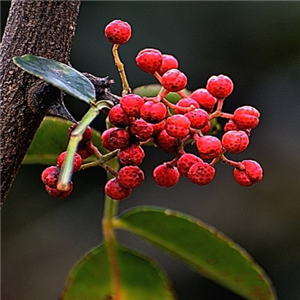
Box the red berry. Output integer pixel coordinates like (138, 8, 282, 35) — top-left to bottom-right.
(135, 48, 162, 74)
(118, 166, 145, 189)
(206, 74, 234, 99)
(153, 164, 180, 188)
(233, 106, 260, 130)
(161, 69, 187, 92)
(185, 108, 209, 130)
(233, 160, 263, 186)
(152, 120, 166, 136)
(165, 114, 191, 139)
(105, 178, 131, 200)
(101, 128, 130, 151)
(69, 124, 93, 142)
(41, 166, 60, 188)
(77, 140, 95, 159)
(177, 153, 202, 177)
(56, 151, 83, 173)
(156, 129, 178, 153)
(201, 121, 211, 135)
(140, 101, 167, 123)
(173, 97, 199, 114)
(108, 104, 135, 127)
(45, 181, 73, 198)
(104, 20, 131, 45)
(222, 130, 249, 153)
(158, 54, 179, 76)
(189, 88, 217, 113)
(224, 119, 251, 136)
(118, 144, 145, 166)
(188, 161, 215, 185)
(120, 94, 145, 118)
(196, 135, 222, 160)
(129, 119, 154, 141)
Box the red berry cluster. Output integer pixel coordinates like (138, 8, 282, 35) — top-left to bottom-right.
(41, 19, 263, 201)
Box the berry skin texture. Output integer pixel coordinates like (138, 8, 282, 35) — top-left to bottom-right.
(156, 130, 178, 153)
(56, 151, 83, 173)
(41, 166, 60, 188)
(222, 130, 249, 153)
(233, 106, 260, 130)
(118, 144, 145, 166)
(140, 101, 167, 123)
(129, 119, 154, 141)
(158, 54, 179, 76)
(173, 98, 199, 114)
(188, 162, 215, 185)
(196, 135, 223, 160)
(153, 164, 180, 188)
(206, 74, 234, 99)
(185, 108, 209, 130)
(45, 181, 73, 198)
(161, 69, 187, 92)
(118, 166, 145, 189)
(177, 153, 202, 177)
(136, 48, 162, 74)
(105, 178, 132, 200)
(189, 88, 217, 113)
(165, 114, 191, 139)
(104, 20, 131, 45)
(120, 94, 145, 118)
(101, 128, 130, 151)
(108, 104, 135, 127)
(233, 160, 263, 186)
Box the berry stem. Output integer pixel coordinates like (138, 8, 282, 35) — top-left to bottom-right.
(112, 44, 131, 96)
(220, 154, 244, 169)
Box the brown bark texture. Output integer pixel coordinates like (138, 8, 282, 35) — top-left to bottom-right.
(0, 0, 81, 205)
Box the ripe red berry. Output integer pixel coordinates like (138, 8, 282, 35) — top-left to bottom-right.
(157, 54, 179, 76)
(108, 104, 135, 127)
(165, 114, 191, 139)
(161, 69, 187, 92)
(56, 151, 83, 173)
(152, 120, 166, 136)
(101, 128, 130, 151)
(196, 135, 222, 160)
(105, 178, 132, 200)
(156, 129, 178, 153)
(129, 119, 154, 141)
(45, 181, 73, 198)
(120, 94, 145, 118)
(222, 130, 249, 153)
(176, 153, 202, 177)
(233, 106, 260, 130)
(173, 98, 199, 114)
(140, 101, 167, 123)
(118, 144, 145, 166)
(189, 88, 217, 113)
(233, 160, 263, 186)
(77, 140, 95, 159)
(41, 166, 60, 188)
(118, 166, 145, 189)
(185, 108, 209, 130)
(104, 20, 132, 45)
(188, 161, 215, 185)
(153, 164, 180, 188)
(69, 124, 93, 143)
(206, 74, 234, 99)
(201, 121, 211, 135)
(135, 48, 163, 74)
(224, 119, 251, 136)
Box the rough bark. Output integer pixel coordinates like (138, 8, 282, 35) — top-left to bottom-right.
(0, 0, 81, 205)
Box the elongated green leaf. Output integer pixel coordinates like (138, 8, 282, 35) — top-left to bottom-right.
(13, 55, 95, 104)
(133, 84, 191, 104)
(117, 207, 277, 300)
(23, 116, 105, 165)
(61, 243, 176, 300)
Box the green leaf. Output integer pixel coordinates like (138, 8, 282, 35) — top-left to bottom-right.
(23, 116, 105, 165)
(133, 84, 191, 104)
(13, 55, 95, 104)
(117, 207, 277, 300)
(61, 243, 176, 300)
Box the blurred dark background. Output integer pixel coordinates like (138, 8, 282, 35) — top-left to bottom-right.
(2, 1, 300, 300)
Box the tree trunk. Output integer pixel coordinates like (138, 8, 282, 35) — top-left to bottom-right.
(0, 0, 81, 205)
